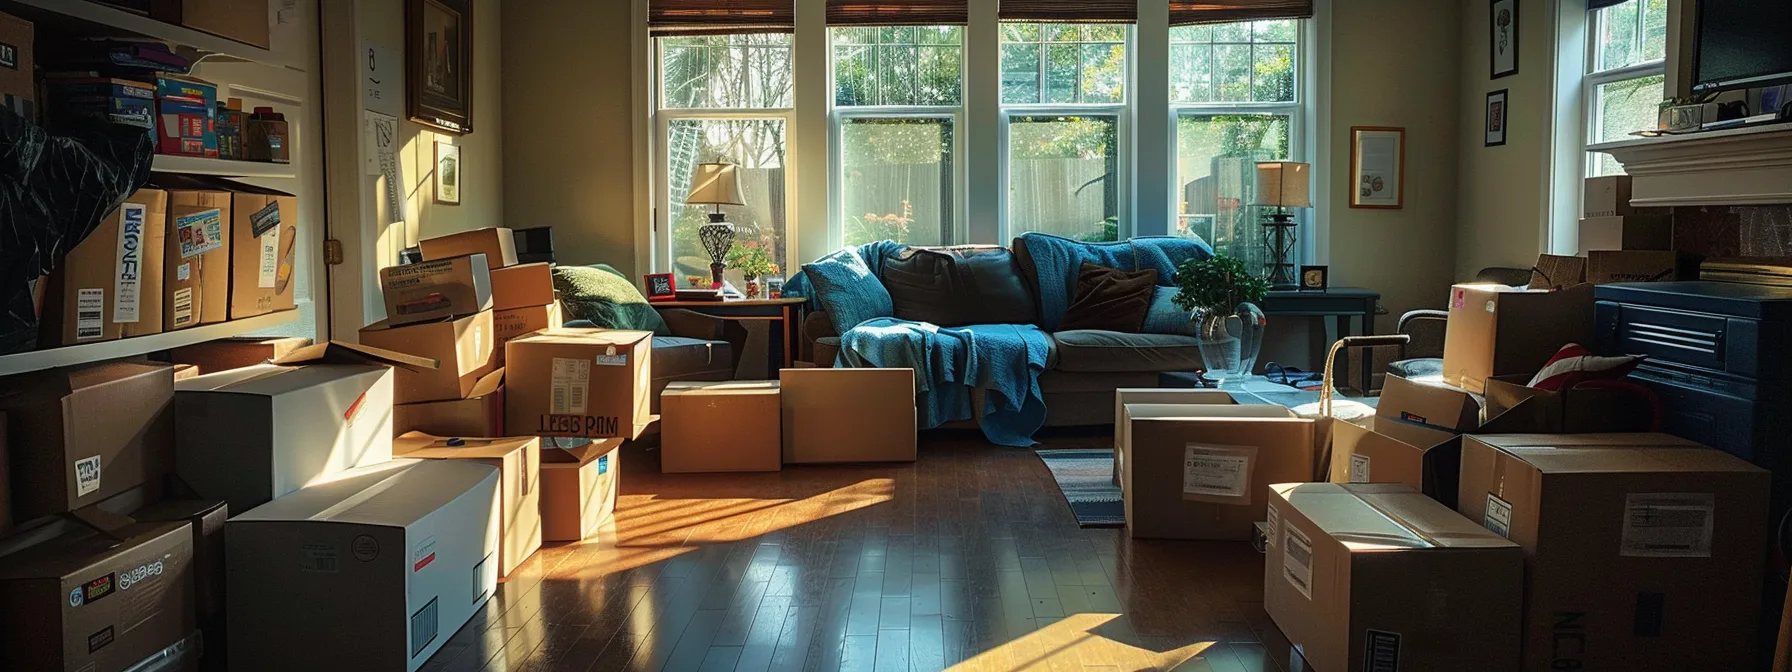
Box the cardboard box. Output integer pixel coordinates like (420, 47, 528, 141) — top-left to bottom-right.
(420, 227, 518, 268)
(540, 439, 621, 542)
(154, 74, 218, 158)
(1578, 214, 1673, 253)
(169, 336, 311, 375)
(1121, 404, 1315, 540)
(1441, 283, 1595, 395)
(1375, 374, 1480, 434)
(394, 367, 505, 437)
(360, 310, 498, 404)
(151, 0, 270, 49)
(661, 381, 781, 473)
(1584, 175, 1639, 218)
(43, 76, 155, 131)
(0, 520, 195, 672)
(0, 11, 34, 119)
(1111, 388, 1237, 487)
(1480, 374, 1655, 434)
(780, 368, 917, 463)
(1264, 483, 1523, 672)
(494, 301, 562, 365)
(379, 254, 493, 326)
(225, 184, 299, 319)
(506, 329, 654, 440)
(126, 499, 227, 628)
(0, 361, 173, 519)
(227, 459, 500, 672)
(1457, 434, 1769, 671)
(1327, 416, 1456, 490)
(40, 188, 169, 345)
(172, 363, 198, 381)
(159, 184, 233, 330)
(1587, 250, 1689, 284)
(395, 432, 542, 577)
(490, 262, 555, 310)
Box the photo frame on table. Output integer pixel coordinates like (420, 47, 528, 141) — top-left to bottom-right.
(643, 273, 677, 301)
(1300, 266, 1329, 291)
(1486, 89, 1510, 147)
(1349, 127, 1405, 209)
(1491, 0, 1519, 79)
(434, 141, 461, 204)
(407, 0, 475, 135)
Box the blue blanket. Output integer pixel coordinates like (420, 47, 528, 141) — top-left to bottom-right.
(837, 318, 1052, 447)
(1019, 233, 1213, 331)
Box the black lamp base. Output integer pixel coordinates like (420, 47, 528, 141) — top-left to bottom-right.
(1262, 211, 1299, 290)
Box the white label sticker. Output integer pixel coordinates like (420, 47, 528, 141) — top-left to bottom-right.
(594, 345, 627, 367)
(550, 357, 591, 414)
(176, 262, 191, 282)
(1182, 443, 1253, 499)
(1265, 503, 1281, 549)
(258, 226, 280, 288)
(301, 544, 341, 573)
(114, 203, 146, 323)
(1484, 493, 1514, 538)
(1620, 493, 1715, 558)
(173, 288, 194, 326)
(1283, 525, 1314, 600)
(1485, 300, 1497, 313)
(76, 289, 105, 340)
(1349, 454, 1373, 483)
(74, 455, 102, 497)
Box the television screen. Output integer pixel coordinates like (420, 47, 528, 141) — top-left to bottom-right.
(1695, 0, 1792, 92)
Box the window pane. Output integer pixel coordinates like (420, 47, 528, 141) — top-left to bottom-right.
(841, 118, 954, 247)
(1171, 20, 1297, 104)
(832, 26, 963, 107)
(1001, 23, 1128, 104)
(1594, 0, 1668, 72)
(1009, 115, 1119, 241)
(667, 119, 788, 281)
(660, 35, 794, 109)
(1591, 74, 1664, 176)
(1176, 114, 1292, 268)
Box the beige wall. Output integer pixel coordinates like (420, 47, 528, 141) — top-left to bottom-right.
(1454, 0, 1556, 278)
(502, 0, 640, 277)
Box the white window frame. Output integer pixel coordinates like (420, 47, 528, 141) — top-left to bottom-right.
(1581, 3, 1665, 178)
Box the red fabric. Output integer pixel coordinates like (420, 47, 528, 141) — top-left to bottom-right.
(1526, 343, 1644, 391)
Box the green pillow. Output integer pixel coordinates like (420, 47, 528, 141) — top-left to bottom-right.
(551, 264, 669, 335)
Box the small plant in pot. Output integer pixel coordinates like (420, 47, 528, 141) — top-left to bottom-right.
(1172, 253, 1270, 384)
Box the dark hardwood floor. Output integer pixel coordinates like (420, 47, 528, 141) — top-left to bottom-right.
(418, 429, 1296, 672)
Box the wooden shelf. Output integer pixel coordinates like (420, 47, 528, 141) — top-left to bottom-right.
(3, 0, 301, 71)
(153, 154, 296, 179)
(0, 310, 297, 377)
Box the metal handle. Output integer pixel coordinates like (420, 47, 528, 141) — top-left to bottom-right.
(1321, 334, 1412, 416)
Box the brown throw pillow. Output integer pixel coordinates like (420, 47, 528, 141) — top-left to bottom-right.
(1058, 262, 1158, 332)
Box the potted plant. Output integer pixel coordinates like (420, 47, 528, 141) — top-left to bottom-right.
(1172, 253, 1271, 383)
(725, 242, 779, 299)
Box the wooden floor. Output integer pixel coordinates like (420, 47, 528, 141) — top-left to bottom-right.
(418, 430, 1298, 672)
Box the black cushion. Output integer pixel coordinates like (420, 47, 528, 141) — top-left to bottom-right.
(880, 245, 1037, 327)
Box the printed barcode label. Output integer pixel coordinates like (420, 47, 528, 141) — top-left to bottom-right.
(1264, 503, 1281, 549)
(74, 455, 102, 497)
(1349, 454, 1373, 483)
(177, 262, 191, 281)
(410, 597, 439, 658)
(258, 226, 281, 289)
(550, 357, 591, 415)
(473, 553, 493, 605)
(114, 203, 146, 324)
(173, 288, 194, 326)
(1483, 493, 1514, 538)
(1283, 526, 1313, 599)
(301, 544, 340, 573)
(1364, 629, 1402, 672)
(1620, 493, 1715, 558)
(1182, 443, 1253, 499)
(76, 289, 105, 340)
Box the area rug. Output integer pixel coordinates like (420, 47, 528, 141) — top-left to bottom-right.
(1035, 449, 1125, 527)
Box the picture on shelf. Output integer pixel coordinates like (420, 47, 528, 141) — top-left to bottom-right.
(1300, 266, 1329, 291)
(643, 273, 677, 302)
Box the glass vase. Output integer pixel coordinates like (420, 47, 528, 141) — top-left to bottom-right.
(1191, 302, 1267, 385)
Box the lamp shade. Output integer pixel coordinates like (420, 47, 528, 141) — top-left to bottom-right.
(686, 162, 747, 206)
(1253, 161, 1312, 208)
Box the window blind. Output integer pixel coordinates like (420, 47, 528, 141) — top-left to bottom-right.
(828, 0, 968, 26)
(1168, 0, 1314, 26)
(998, 0, 1137, 24)
(1587, 0, 1630, 10)
(649, 0, 796, 36)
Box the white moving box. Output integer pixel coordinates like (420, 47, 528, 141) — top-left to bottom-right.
(226, 459, 501, 672)
(175, 363, 395, 513)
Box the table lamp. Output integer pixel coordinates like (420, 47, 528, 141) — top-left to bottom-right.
(686, 162, 745, 288)
(1254, 161, 1311, 289)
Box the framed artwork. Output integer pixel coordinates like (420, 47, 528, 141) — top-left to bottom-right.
(407, 0, 474, 135)
(1300, 266, 1329, 291)
(1486, 90, 1510, 147)
(1491, 0, 1519, 79)
(643, 273, 677, 302)
(434, 141, 461, 204)
(1349, 127, 1405, 209)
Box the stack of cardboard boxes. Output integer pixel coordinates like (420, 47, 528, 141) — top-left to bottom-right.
(1580, 175, 1689, 284)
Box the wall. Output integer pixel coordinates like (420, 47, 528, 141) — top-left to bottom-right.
(1454, 0, 1557, 278)
(502, 0, 640, 277)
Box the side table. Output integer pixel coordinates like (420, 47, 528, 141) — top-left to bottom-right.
(649, 297, 807, 373)
(1259, 287, 1381, 389)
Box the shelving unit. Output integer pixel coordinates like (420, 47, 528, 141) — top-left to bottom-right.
(3, 0, 301, 71)
(0, 310, 297, 376)
(152, 154, 297, 179)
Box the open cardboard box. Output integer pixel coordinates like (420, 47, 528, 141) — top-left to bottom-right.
(1441, 282, 1594, 394)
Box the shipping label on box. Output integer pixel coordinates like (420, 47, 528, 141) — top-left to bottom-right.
(379, 254, 493, 326)
(159, 187, 232, 330)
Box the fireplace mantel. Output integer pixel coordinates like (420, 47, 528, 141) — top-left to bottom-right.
(1589, 121, 1792, 207)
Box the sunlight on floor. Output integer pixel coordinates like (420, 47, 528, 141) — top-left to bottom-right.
(948, 613, 1217, 672)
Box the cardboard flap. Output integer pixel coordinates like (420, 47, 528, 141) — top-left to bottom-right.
(273, 341, 439, 372)
(468, 367, 505, 398)
(394, 431, 536, 459)
(540, 437, 623, 464)
(1530, 255, 1587, 289)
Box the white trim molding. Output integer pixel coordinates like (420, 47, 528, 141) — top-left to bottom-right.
(1591, 122, 1792, 206)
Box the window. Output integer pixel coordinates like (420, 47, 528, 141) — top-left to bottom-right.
(658, 34, 794, 282)
(832, 26, 964, 247)
(1002, 23, 1129, 242)
(1000, 24, 1127, 105)
(1172, 20, 1302, 270)
(1585, 0, 1667, 176)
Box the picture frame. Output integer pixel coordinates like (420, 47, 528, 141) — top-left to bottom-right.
(1486, 89, 1510, 147)
(643, 273, 678, 302)
(1300, 266, 1329, 292)
(1490, 0, 1519, 79)
(1348, 127, 1405, 209)
(434, 141, 461, 204)
(406, 0, 475, 135)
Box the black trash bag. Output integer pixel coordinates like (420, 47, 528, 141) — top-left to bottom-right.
(0, 107, 156, 355)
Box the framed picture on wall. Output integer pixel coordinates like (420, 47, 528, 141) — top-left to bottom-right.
(1486, 89, 1510, 147)
(1491, 0, 1519, 79)
(1349, 127, 1405, 209)
(407, 0, 475, 135)
(435, 141, 461, 204)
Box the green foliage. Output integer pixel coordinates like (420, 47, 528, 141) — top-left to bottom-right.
(1171, 254, 1270, 314)
(1074, 217, 1120, 243)
(724, 241, 779, 278)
